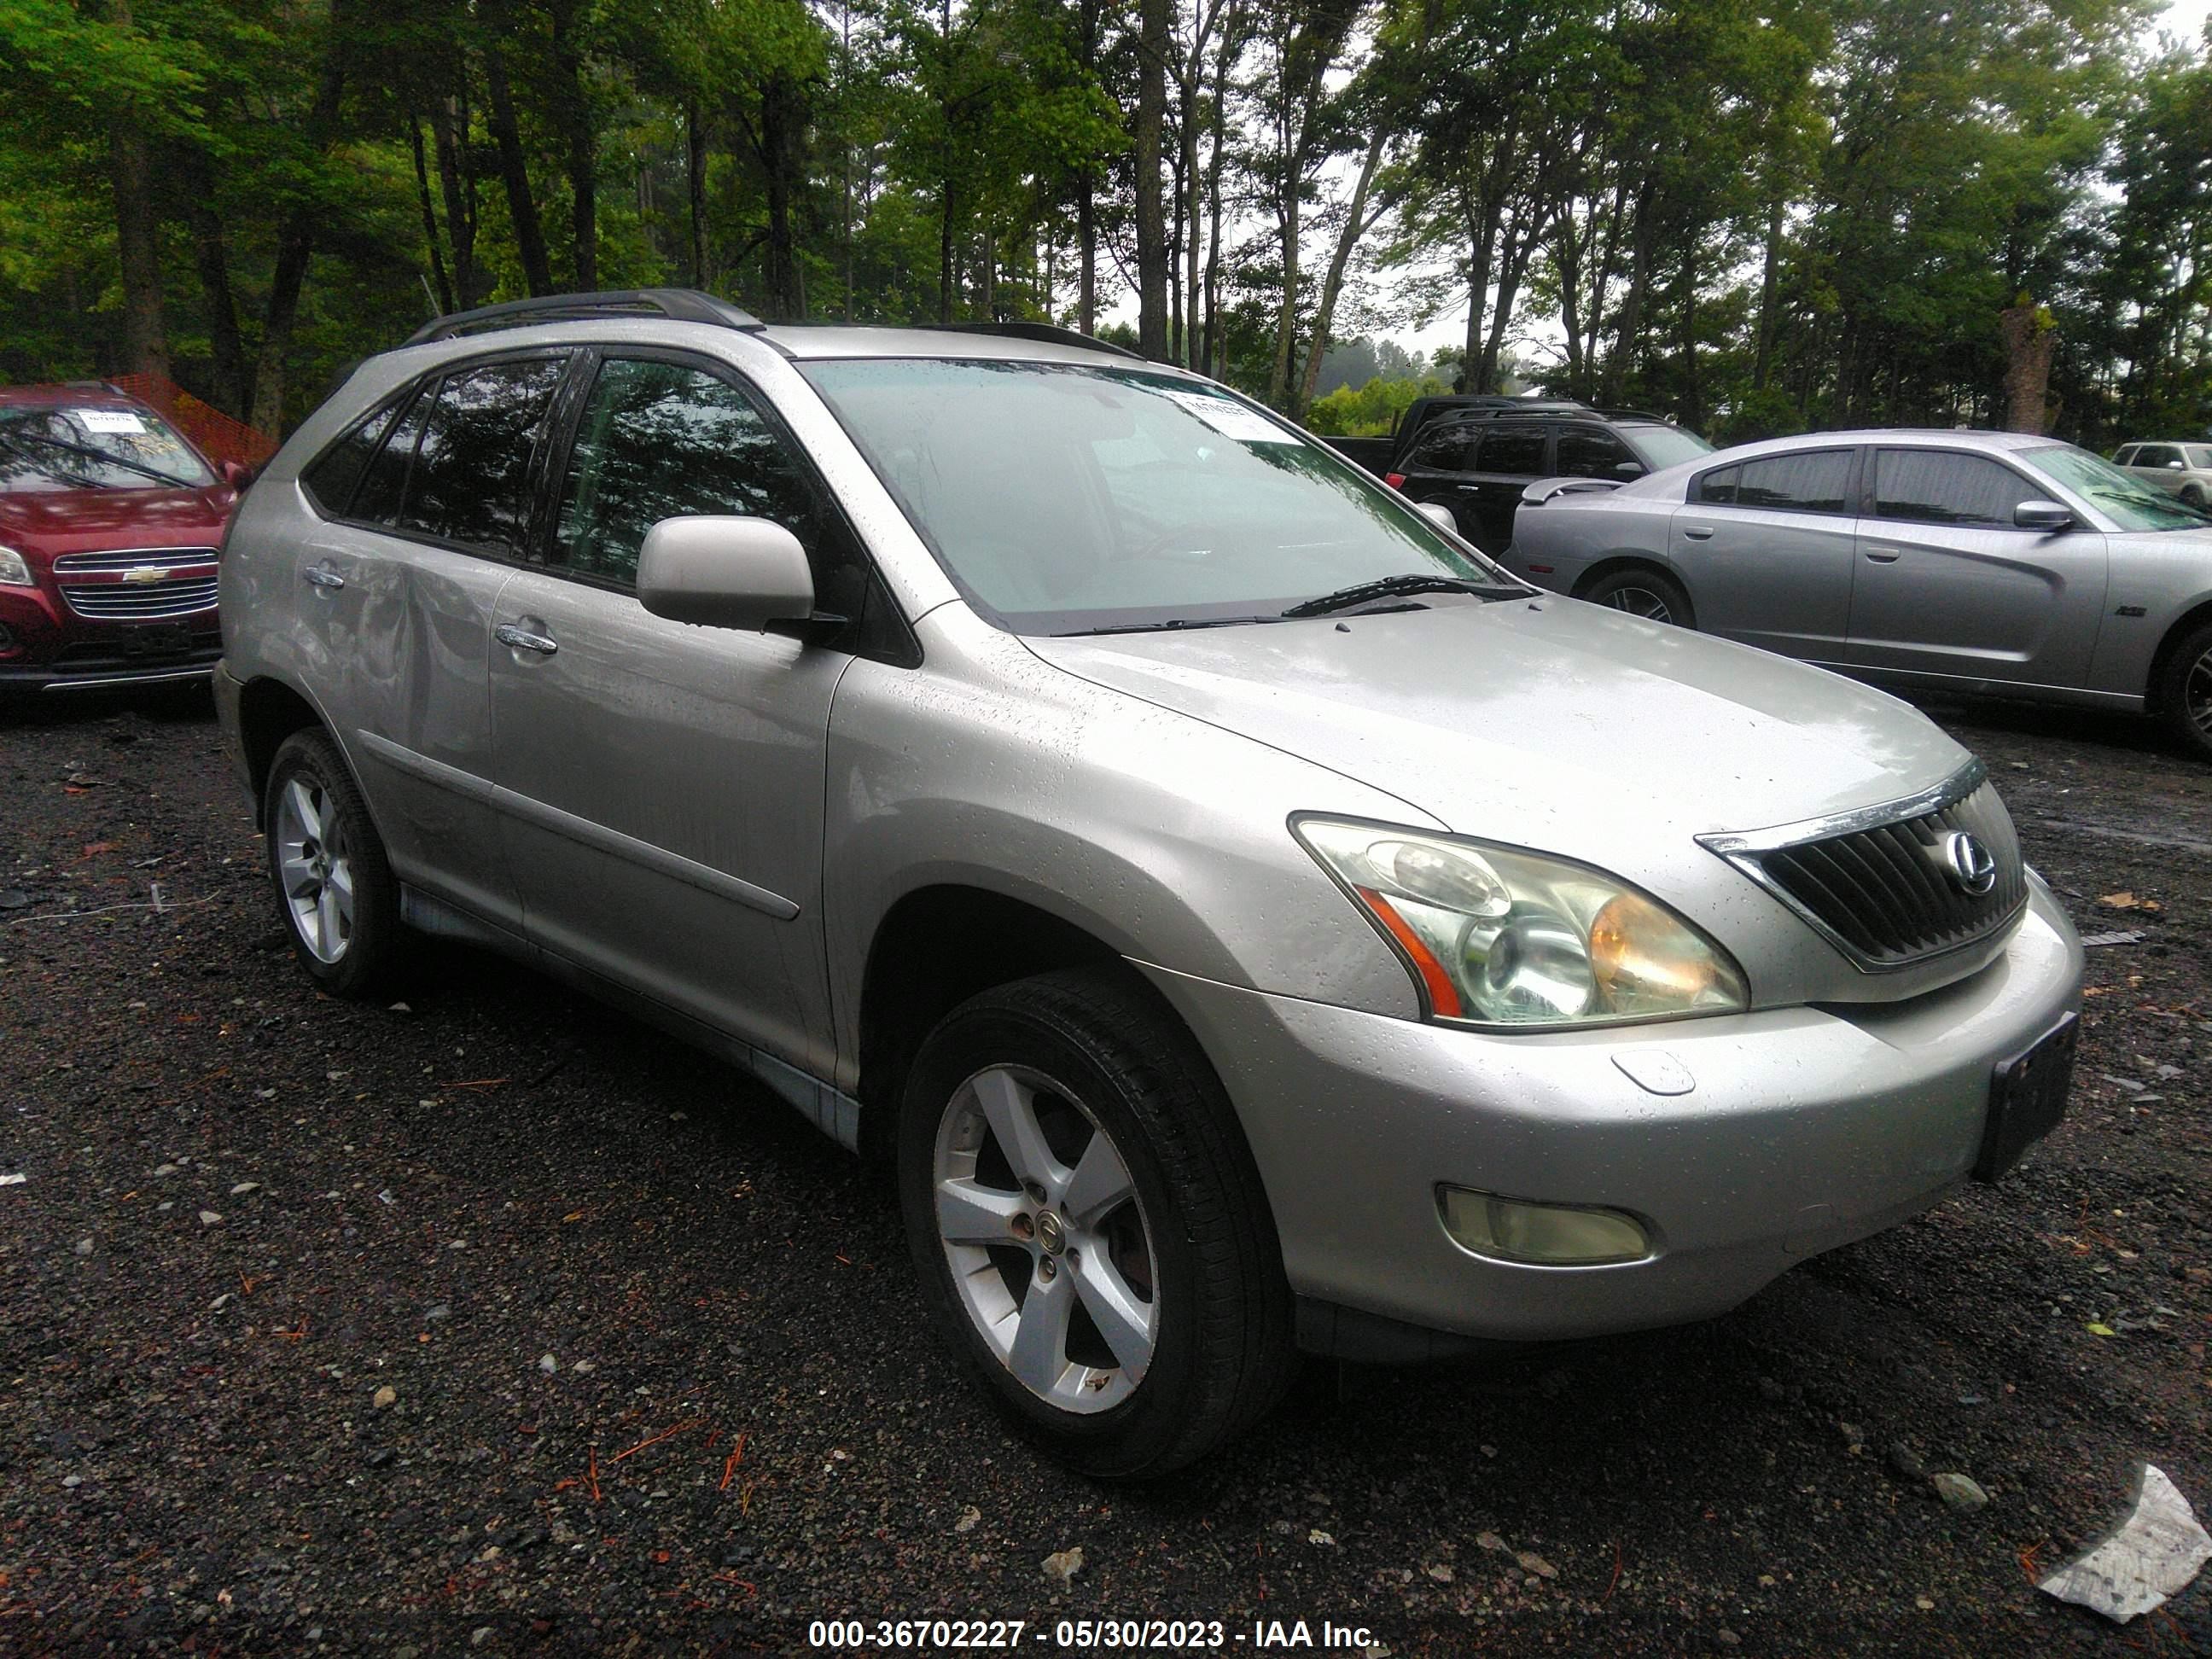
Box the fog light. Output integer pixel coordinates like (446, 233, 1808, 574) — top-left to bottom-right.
(0, 621, 19, 659)
(1439, 1187, 1650, 1265)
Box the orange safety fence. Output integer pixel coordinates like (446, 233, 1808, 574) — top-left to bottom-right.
(108, 373, 280, 471)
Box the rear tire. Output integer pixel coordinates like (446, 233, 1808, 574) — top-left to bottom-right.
(896, 968, 1294, 1478)
(1580, 566, 1696, 628)
(2157, 620, 2212, 763)
(262, 730, 403, 996)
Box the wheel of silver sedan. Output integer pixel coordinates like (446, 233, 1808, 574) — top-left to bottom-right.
(932, 1063, 1157, 1413)
(1580, 567, 1696, 631)
(274, 775, 354, 964)
(896, 969, 1294, 1477)
(261, 729, 404, 997)
(2186, 645, 2212, 744)
(1598, 584, 1675, 622)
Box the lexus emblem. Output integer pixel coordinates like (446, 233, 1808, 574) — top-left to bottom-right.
(1942, 831, 1998, 896)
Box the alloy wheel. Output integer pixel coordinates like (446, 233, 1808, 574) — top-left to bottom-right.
(931, 1064, 1158, 1412)
(1601, 585, 1675, 623)
(2188, 644, 2212, 744)
(274, 776, 355, 964)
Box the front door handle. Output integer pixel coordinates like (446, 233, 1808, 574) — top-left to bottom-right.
(496, 621, 559, 656)
(1681, 526, 1714, 540)
(301, 563, 346, 591)
(1864, 546, 1901, 563)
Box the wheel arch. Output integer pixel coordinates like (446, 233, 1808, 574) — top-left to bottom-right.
(1569, 550, 1690, 602)
(853, 884, 1131, 1162)
(2145, 597, 2212, 715)
(236, 677, 330, 819)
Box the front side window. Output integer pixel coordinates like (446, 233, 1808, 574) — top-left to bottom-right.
(800, 358, 1505, 634)
(1475, 425, 1547, 477)
(0, 405, 214, 492)
(1871, 450, 2034, 528)
(2136, 444, 2180, 469)
(555, 357, 859, 616)
(394, 356, 568, 554)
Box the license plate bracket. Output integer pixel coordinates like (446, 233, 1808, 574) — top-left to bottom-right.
(1974, 1010, 2079, 1181)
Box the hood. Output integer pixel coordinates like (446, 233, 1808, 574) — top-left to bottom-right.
(1026, 597, 1969, 868)
(0, 484, 235, 557)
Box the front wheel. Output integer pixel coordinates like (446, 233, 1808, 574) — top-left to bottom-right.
(896, 969, 1293, 1478)
(262, 729, 404, 996)
(2158, 620, 2212, 762)
(1580, 566, 1696, 628)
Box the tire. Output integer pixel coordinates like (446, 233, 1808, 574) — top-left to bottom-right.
(2182, 485, 2207, 510)
(262, 729, 403, 996)
(896, 968, 1294, 1478)
(1580, 566, 1696, 628)
(2157, 620, 2212, 763)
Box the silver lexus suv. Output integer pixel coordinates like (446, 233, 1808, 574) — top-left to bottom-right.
(217, 290, 2083, 1476)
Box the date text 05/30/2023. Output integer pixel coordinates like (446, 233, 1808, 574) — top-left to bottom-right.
(806, 1616, 1384, 1650)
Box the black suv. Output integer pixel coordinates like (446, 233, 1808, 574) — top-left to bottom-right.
(1385, 404, 1713, 553)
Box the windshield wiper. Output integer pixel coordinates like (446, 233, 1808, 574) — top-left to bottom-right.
(1065, 614, 1289, 636)
(1280, 573, 1524, 618)
(0, 429, 196, 490)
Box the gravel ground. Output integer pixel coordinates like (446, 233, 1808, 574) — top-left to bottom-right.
(3, 687, 2208, 1657)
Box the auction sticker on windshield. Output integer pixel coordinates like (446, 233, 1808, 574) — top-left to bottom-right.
(1161, 387, 1296, 445)
(78, 410, 148, 434)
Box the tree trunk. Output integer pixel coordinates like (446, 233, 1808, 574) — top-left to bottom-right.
(687, 99, 709, 290)
(183, 184, 249, 416)
(1134, 0, 1171, 358)
(549, 3, 596, 290)
(1297, 128, 1387, 416)
(1752, 194, 1782, 392)
(1481, 200, 1541, 392)
(408, 115, 455, 315)
(109, 120, 168, 379)
(1200, 21, 1233, 376)
(484, 39, 554, 295)
(1678, 244, 1701, 430)
(940, 172, 957, 323)
(431, 95, 479, 310)
(1998, 298, 2056, 435)
(762, 72, 805, 319)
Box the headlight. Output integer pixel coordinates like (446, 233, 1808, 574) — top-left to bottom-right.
(1294, 818, 1749, 1027)
(0, 545, 32, 587)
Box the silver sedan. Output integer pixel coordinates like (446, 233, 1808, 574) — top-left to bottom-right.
(1504, 429, 2212, 759)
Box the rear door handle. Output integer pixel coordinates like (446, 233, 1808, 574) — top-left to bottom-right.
(1681, 526, 1714, 540)
(496, 621, 559, 656)
(1864, 546, 1901, 563)
(301, 563, 346, 591)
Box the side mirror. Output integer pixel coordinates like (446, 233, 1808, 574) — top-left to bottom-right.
(1612, 460, 1647, 479)
(2168, 459, 2186, 471)
(220, 460, 257, 491)
(1413, 501, 1458, 533)
(2014, 499, 2076, 533)
(637, 515, 815, 632)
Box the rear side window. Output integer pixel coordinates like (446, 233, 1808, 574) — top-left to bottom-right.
(348, 389, 431, 525)
(302, 394, 405, 517)
(1475, 425, 1547, 476)
(393, 356, 568, 554)
(1871, 450, 2035, 528)
(1409, 425, 1476, 470)
(2113, 445, 2139, 466)
(1700, 450, 1852, 513)
(1557, 426, 1637, 479)
(553, 357, 862, 618)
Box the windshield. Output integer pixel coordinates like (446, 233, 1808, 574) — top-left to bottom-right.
(1621, 424, 1714, 472)
(0, 405, 215, 492)
(2019, 443, 2209, 532)
(800, 358, 1512, 634)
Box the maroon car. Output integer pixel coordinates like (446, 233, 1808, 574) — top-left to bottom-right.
(0, 382, 247, 694)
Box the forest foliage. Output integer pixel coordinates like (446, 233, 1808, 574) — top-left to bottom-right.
(1, 0, 2206, 445)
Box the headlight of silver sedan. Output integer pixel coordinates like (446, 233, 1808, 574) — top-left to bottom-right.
(1294, 818, 1749, 1027)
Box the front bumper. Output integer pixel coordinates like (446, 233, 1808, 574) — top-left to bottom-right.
(1143, 878, 2082, 1353)
(0, 581, 218, 691)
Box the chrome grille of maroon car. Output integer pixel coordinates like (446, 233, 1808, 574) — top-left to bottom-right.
(1700, 763, 2029, 970)
(53, 546, 220, 620)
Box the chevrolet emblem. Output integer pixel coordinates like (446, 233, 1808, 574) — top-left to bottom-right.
(123, 567, 172, 584)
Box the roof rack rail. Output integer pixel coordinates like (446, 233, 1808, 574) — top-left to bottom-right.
(914, 321, 1145, 361)
(1593, 406, 1674, 423)
(403, 288, 765, 347)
